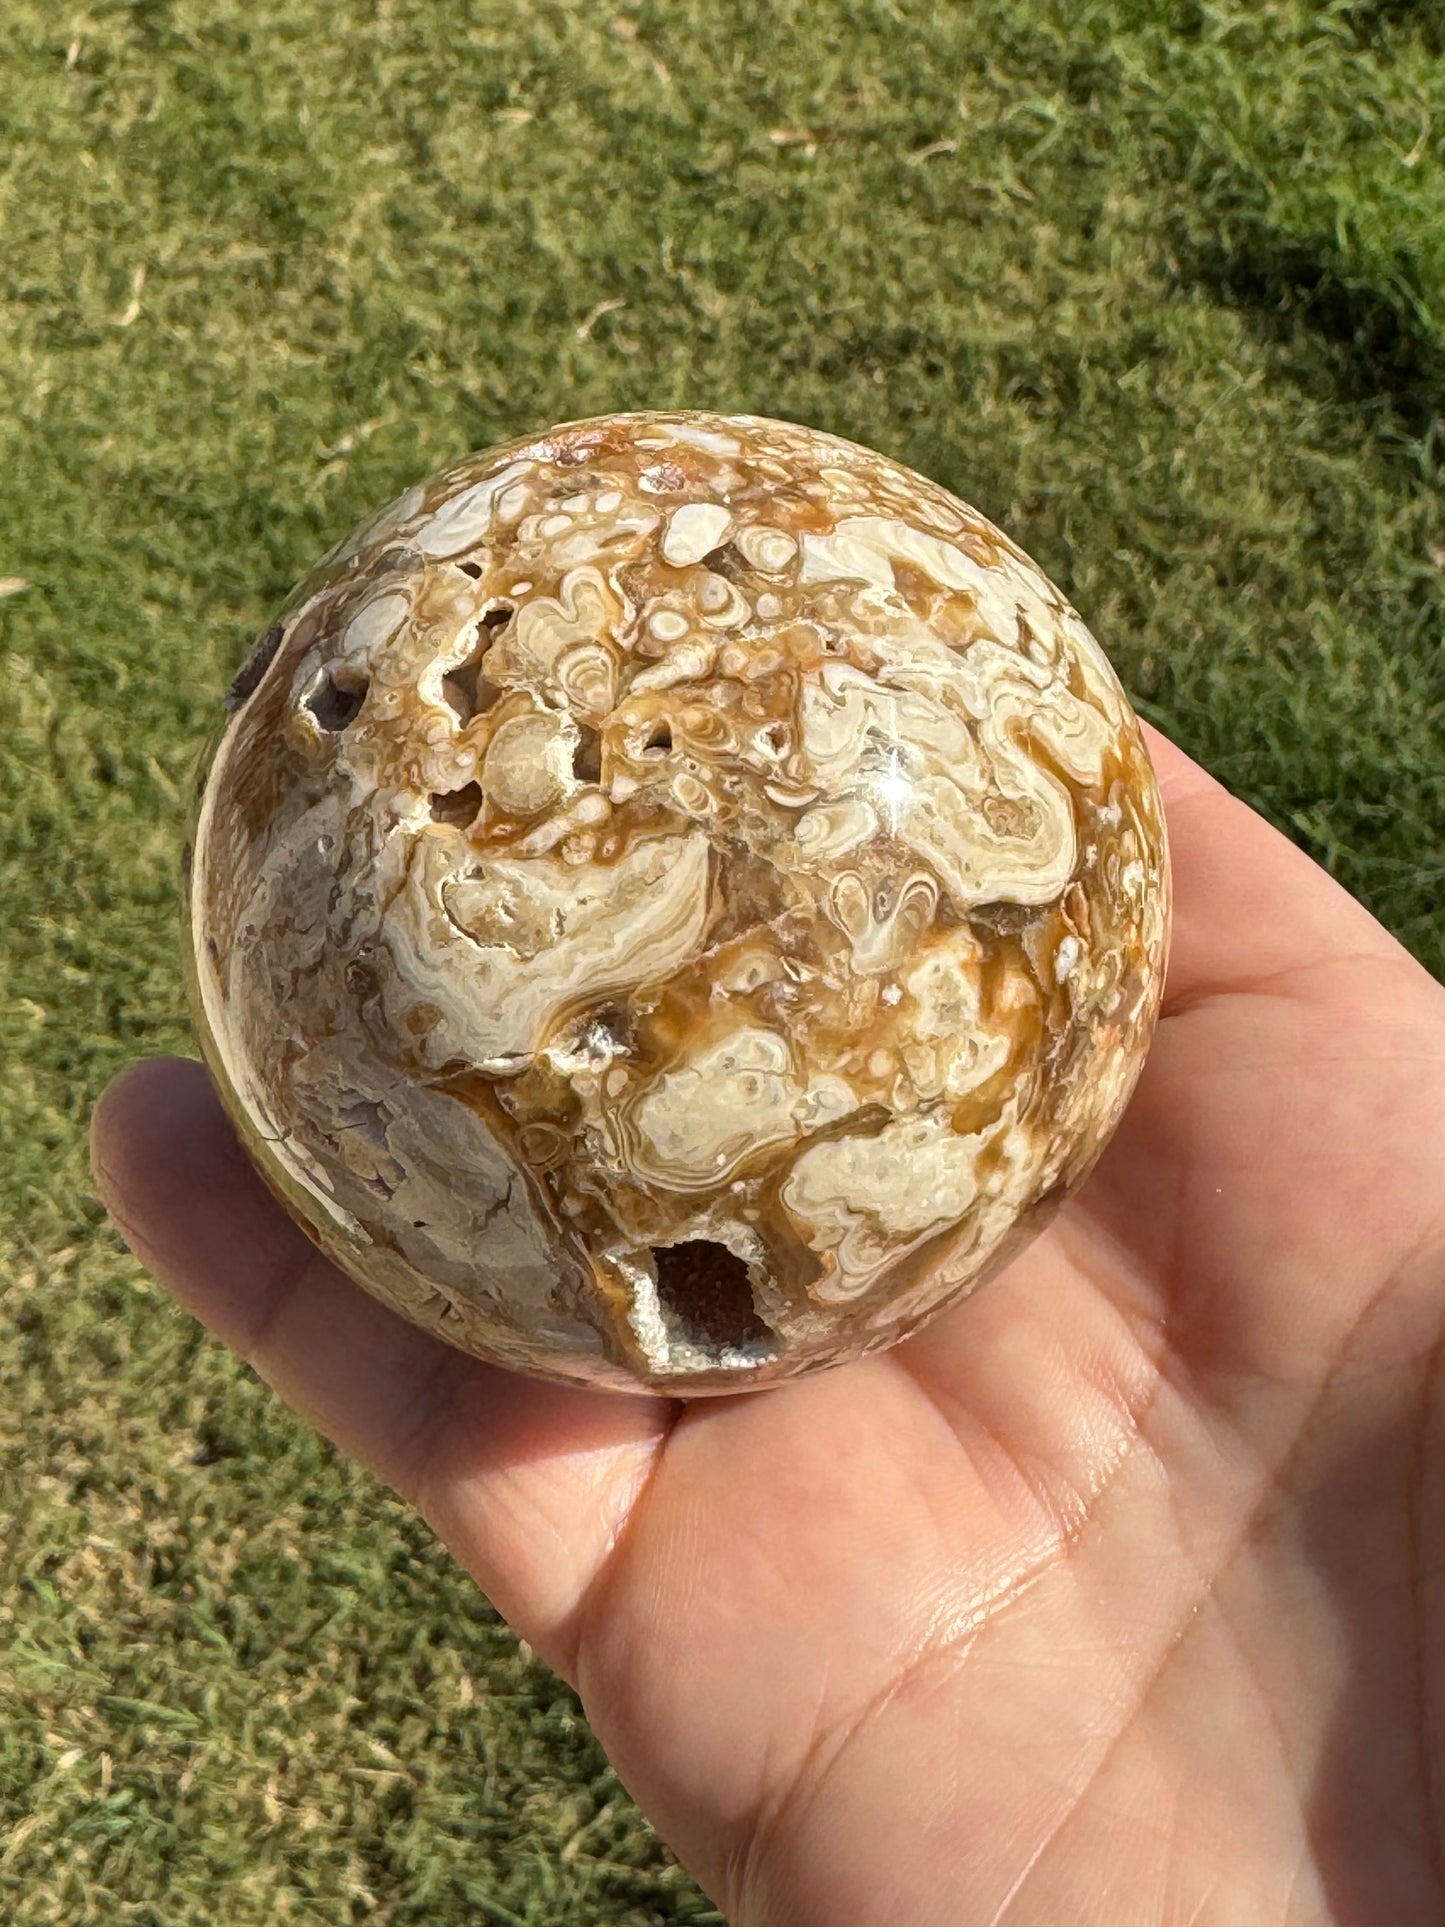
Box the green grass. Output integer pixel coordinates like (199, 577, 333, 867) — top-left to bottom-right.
(1, 0, 1442, 1918)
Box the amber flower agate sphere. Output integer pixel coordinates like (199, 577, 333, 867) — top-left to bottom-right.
(186, 412, 1169, 1394)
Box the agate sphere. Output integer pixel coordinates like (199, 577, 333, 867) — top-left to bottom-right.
(185, 411, 1169, 1394)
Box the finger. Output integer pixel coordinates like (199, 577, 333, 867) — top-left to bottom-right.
(91, 1056, 674, 1675)
(1139, 721, 1411, 1012)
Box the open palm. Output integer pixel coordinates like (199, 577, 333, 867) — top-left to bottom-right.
(94, 726, 1445, 1926)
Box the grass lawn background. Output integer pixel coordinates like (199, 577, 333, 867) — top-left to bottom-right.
(2, 1, 1442, 1920)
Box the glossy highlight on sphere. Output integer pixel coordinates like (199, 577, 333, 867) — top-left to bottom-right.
(185, 412, 1170, 1394)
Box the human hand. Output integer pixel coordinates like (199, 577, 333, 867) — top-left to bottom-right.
(93, 726, 1445, 1926)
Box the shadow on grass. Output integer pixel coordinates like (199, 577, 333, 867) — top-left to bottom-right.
(1176, 235, 1445, 445)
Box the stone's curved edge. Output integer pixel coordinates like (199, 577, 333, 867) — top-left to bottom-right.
(186, 410, 1171, 1393)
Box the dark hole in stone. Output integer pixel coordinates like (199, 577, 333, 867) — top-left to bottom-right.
(573, 725, 603, 783)
(457, 560, 484, 578)
(442, 608, 511, 722)
(225, 623, 284, 711)
(305, 664, 369, 731)
(652, 1241, 772, 1353)
(429, 782, 484, 828)
(441, 657, 500, 725)
(644, 722, 672, 754)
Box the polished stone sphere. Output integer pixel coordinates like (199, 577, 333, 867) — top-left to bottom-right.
(185, 411, 1169, 1393)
